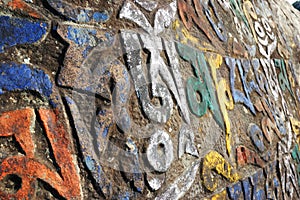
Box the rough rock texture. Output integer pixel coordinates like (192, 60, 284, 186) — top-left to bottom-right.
(0, 0, 300, 199)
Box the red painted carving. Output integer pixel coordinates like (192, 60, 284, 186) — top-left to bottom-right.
(0, 108, 81, 199)
(236, 145, 265, 168)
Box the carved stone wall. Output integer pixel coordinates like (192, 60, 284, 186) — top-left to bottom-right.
(0, 0, 300, 199)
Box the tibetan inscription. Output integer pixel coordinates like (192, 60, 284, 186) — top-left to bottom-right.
(0, 0, 300, 199)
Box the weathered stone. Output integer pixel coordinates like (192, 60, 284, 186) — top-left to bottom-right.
(1, 0, 300, 198)
(0, 15, 48, 52)
(156, 160, 200, 200)
(0, 63, 52, 98)
(178, 124, 199, 158)
(134, 0, 157, 11)
(146, 130, 174, 172)
(0, 108, 82, 199)
(236, 145, 265, 168)
(202, 151, 239, 192)
(146, 172, 165, 191)
(46, 0, 109, 23)
(0, 0, 41, 18)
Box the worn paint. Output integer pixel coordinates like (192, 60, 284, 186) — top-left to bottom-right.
(120, 0, 176, 35)
(232, 15, 255, 57)
(229, 0, 249, 28)
(241, 178, 252, 200)
(177, 43, 225, 130)
(120, 1, 191, 124)
(274, 59, 294, 96)
(248, 123, 265, 152)
(134, 0, 158, 11)
(147, 130, 174, 172)
(164, 39, 191, 124)
(57, 23, 114, 90)
(250, 169, 266, 199)
(178, 124, 199, 158)
(290, 117, 300, 144)
(121, 31, 173, 123)
(0, 0, 299, 198)
(208, 190, 227, 200)
(236, 146, 265, 168)
(264, 161, 282, 199)
(262, 116, 282, 143)
(202, 0, 227, 42)
(156, 160, 200, 200)
(0, 15, 48, 52)
(0, 108, 82, 199)
(141, 33, 189, 123)
(260, 59, 280, 100)
(207, 53, 234, 156)
(254, 17, 277, 59)
(146, 172, 165, 191)
(77, 56, 131, 132)
(47, 0, 109, 23)
(65, 94, 112, 197)
(153, 1, 177, 35)
(228, 181, 243, 200)
(177, 0, 224, 50)
(120, 1, 153, 33)
(1, 0, 41, 18)
(243, 1, 258, 43)
(173, 20, 220, 54)
(121, 138, 144, 192)
(0, 63, 52, 97)
(202, 151, 239, 191)
(292, 144, 300, 187)
(121, 30, 192, 124)
(280, 156, 300, 198)
(252, 58, 269, 95)
(225, 57, 256, 114)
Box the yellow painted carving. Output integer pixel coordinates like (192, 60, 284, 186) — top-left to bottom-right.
(202, 151, 240, 192)
(211, 190, 227, 200)
(243, 1, 258, 43)
(203, 190, 227, 200)
(207, 53, 234, 156)
(290, 117, 300, 145)
(286, 60, 296, 87)
(172, 20, 221, 54)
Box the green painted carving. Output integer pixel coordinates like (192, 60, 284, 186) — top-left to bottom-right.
(177, 43, 225, 130)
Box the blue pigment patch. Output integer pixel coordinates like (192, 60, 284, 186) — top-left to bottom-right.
(93, 12, 109, 22)
(82, 46, 93, 58)
(119, 192, 131, 200)
(77, 10, 90, 23)
(0, 63, 53, 97)
(85, 155, 96, 171)
(102, 127, 109, 138)
(65, 96, 75, 105)
(67, 26, 97, 46)
(47, 0, 109, 23)
(0, 16, 48, 52)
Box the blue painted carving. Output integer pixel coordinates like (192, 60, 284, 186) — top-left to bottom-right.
(0, 63, 52, 97)
(228, 182, 243, 200)
(46, 0, 109, 23)
(250, 169, 266, 200)
(0, 15, 48, 52)
(225, 57, 256, 115)
(248, 123, 265, 152)
(242, 178, 252, 200)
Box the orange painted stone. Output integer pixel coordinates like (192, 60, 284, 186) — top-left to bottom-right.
(0, 108, 81, 199)
(6, 0, 41, 18)
(0, 108, 35, 158)
(236, 146, 265, 168)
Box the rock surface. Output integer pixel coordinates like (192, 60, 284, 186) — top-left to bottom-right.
(0, 0, 300, 199)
